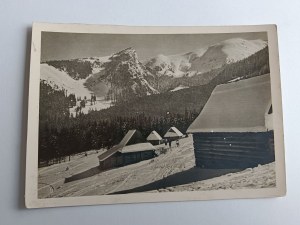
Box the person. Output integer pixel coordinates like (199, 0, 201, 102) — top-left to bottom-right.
(168, 140, 172, 148)
(164, 139, 168, 146)
(176, 139, 179, 147)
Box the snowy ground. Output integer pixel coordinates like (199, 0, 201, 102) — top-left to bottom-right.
(152, 162, 275, 193)
(38, 136, 276, 198)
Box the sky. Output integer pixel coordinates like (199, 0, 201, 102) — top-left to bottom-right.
(41, 32, 267, 62)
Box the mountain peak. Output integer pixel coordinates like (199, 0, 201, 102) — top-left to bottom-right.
(111, 47, 138, 61)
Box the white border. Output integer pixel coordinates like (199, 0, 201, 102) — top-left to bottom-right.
(25, 23, 286, 208)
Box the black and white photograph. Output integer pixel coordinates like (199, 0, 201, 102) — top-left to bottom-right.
(25, 24, 286, 208)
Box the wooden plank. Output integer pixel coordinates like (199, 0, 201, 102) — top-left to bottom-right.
(194, 139, 268, 145)
(194, 143, 268, 150)
(194, 148, 271, 156)
(197, 151, 269, 160)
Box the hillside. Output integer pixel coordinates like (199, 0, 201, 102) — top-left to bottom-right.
(38, 136, 275, 198)
(84, 47, 158, 102)
(145, 38, 267, 78)
(44, 56, 111, 80)
(40, 64, 92, 98)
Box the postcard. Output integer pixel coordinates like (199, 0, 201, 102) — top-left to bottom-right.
(25, 23, 286, 208)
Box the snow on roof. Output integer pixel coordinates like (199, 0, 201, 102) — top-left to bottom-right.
(147, 131, 163, 141)
(98, 129, 146, 161)
(164, 127, 184, 138)
(98, 130, 137, 161)
(121, 143, 155, 153)
(118, 130, 137, 147)
(98, 145, 120, 161)
(187, 74, 272, 133)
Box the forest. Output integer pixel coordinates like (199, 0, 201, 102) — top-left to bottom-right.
(38, 88, 199, 165)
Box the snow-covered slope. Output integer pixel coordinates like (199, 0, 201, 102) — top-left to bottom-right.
(85, 47, 159, 102)
(157, 162, 275, 192)
(38, 135, 275, 198)
(145, 38, 267, 77)
(45, 56, 111, 80)
(221, 38, 267, 63)
(170, 85, 189, 92)
(145, 50, 206, 78)
(41, 47, 158, 103)
(78, 56, 111, 74)
(40, 63, 92, 98)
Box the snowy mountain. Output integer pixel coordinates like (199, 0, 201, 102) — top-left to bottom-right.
(40, 63, 92, 98)
(42, 38, 267, 98)
(45, 56, 111, 80)
(84, 47, 158, 102)
(144, 52, 198, 78)
(78, 56, 112, 74)
(42, 47, 158, 104)
(145, 38, 267, 78)
(40, 38, 268, 115)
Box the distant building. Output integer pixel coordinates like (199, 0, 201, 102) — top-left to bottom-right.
(187, 74, 275, 169)
(98, 130, 156, 171)
(147, 131, 163, 145)
(164, 126, 184, 141)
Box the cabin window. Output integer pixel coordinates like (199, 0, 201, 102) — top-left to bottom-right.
(268, 105, 273, 114)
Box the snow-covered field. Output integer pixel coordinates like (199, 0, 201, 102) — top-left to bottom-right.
(38, 136, 275, 198)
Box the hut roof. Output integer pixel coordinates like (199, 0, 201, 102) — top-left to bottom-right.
(147, 131, 163, 141)
(97, 145, 120, 161)
(187, 74, 272, 133)
(121, 143, 155, 153)
(164, 127, 184, 138)
(119, 130, 145, 146)
(98, 129, 150, 161)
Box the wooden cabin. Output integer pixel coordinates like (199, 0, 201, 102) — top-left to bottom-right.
(98, 130, 156, 171)
(147, 130, 163, 145)
(187, 74, 275, 169)
(164, 126, 184, 141)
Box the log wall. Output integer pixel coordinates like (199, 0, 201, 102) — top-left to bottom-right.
(193, 131, 275, 169)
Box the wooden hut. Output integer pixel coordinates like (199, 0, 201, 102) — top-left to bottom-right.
(164, 127, 184, 141)
(147, 131, 163, 145)
(187, 74, 275, 169)
(98, 130, 156, 171)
